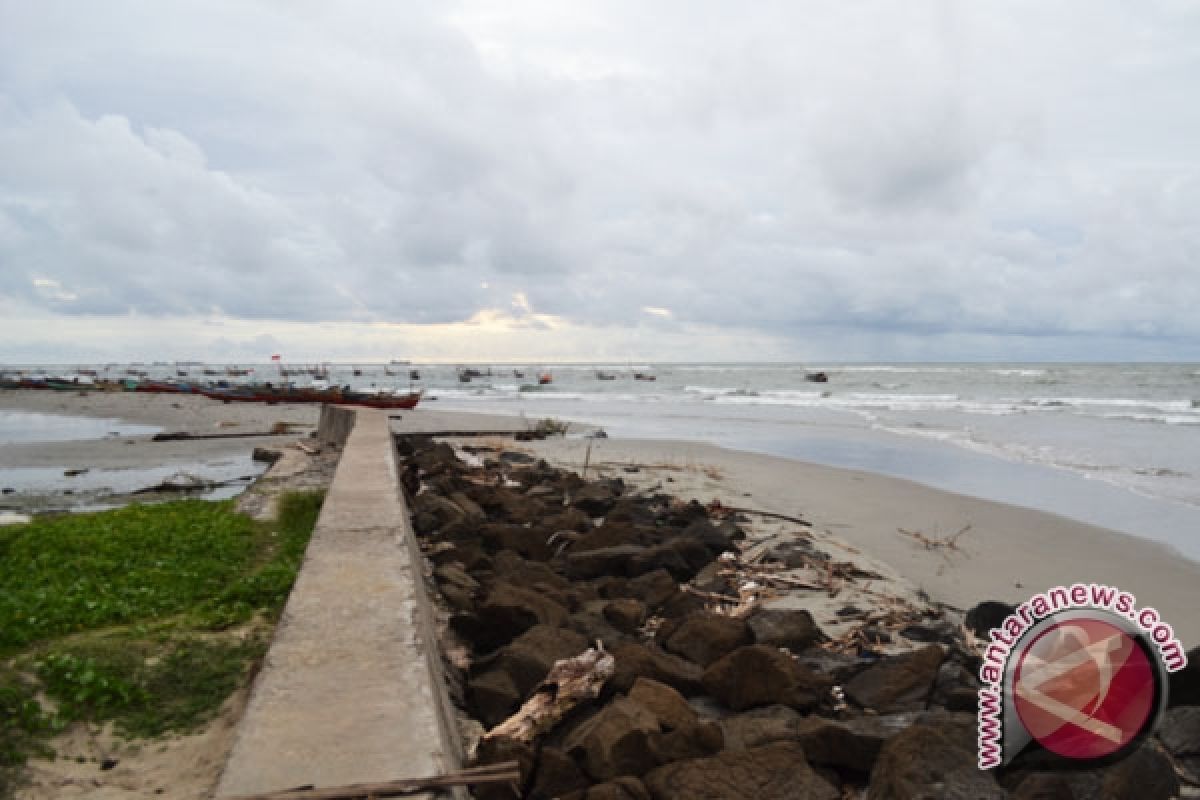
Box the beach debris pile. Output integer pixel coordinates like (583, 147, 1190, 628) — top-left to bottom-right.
(398, 436, 1188, 800)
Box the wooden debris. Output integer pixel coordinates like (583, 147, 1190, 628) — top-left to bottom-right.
(152, 430, 291, 441)
(706, 500, 813, 527)
(223, 761, 521, 799)
(898, 524, 972, 558)
(485, 645, 615, 744)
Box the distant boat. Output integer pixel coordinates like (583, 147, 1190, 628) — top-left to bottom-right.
(409, 369, 421, 381)
(633, 372, 656, 382)
(595, 371, 617, 380)
(458, 367, 487, 382)
(539, 373, 553, 385)
(513, 370, 525, 379)
(805, 371, 829, 383)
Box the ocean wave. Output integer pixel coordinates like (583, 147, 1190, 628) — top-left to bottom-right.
(1096, 412, 1200, 426)
(1028, 396, 1198, 413)
(830, 365, 968, 373)
(988, 368, 1047, 377)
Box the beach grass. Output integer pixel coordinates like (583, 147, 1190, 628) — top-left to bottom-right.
(0, 492, 322, 797)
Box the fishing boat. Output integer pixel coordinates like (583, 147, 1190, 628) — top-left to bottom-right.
(633, 372, 656, 382)
(539, 373, 553, 385)
(196, 383, 421, 410)
(595, 371, 617, 380)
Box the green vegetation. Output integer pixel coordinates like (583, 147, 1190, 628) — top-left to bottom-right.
(0, 492, 323, 797)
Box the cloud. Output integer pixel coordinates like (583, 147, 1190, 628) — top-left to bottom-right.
(2, 1, 1200, 360)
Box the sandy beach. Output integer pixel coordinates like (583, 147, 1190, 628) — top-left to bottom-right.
(5, 390, 1195, 645)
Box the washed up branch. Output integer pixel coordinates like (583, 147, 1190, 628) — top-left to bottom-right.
(485, 645, 614, 744)
(223, 761, 522, 800)
(706, 500, 813, 527)
(898, 524, 972, 556)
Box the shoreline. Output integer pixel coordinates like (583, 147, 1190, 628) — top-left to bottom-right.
(3, 393, 1198, 646)
(518, 435, 1200, 645)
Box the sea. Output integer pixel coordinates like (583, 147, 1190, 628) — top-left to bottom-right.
(4, 362, 1199, 559)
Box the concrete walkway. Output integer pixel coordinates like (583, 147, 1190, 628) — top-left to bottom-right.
(216, 407, 461, 798)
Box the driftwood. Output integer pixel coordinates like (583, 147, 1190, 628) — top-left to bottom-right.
(898, 524, 972, 558)
(131, 473, 246, 494)
(223, 761, 521, 800)
(707, 501, 812, 527)
(151, 430, 290, 441)
(485, 645, 614, 744)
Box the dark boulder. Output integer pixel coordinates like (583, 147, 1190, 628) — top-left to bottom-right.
(573, 481, 621, 517)
(563, 696, 661, 781)
(610, 642, 705, 696)
(659, 612, 753, 668)
(472, 735, 534, 800)
(628, 677, 699, 732)
(795, 712, 921, 774)
(567, 611, 630, 648)
(411, 441, 463, 475)
(491, 550, 570, 590)
(1066, 742, 1180, 800)
(701, 645, 830, 711)
(478, 624, 589, 697)
(567, 545, 648, 580)
(746, 607, 828, 652)
(478, 522, 554, 561)
(626, 569, 679, 611)
(718, 705, 804, 751)
(630, 537, 713, 581)
(1169, 645, 1200, 707)
(1010, 773, 1076, 800)
(604, 598, 647, 634)
(1160, 704, 1200, 756)
(869, 712, 1005, 799)
(530, 746, 589, 799)
(646, 720, 724, 766)
(929, 659, 980, 712)
(543, 507, 592, 533)
(844, 645, 944, 712)
(563, 777, 651, 800)
(642, 741, 839, 800)
(466, 668, 521, 728)
(471, 583, 569, 650)
(681, 519, 736, 556)
(572, 522, 653, 552)
(964, 600, 1015, 638)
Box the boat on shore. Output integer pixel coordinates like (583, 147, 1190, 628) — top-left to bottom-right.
(196, 383, 421, 410)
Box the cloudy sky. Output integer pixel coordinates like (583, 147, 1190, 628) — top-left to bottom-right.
(2, 1, 1199, 362)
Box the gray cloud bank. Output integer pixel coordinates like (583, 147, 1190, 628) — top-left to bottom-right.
(2, 0, 1199, 360)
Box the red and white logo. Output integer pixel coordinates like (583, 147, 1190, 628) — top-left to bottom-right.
(1012, 616, 1157, 761)
(976, 585, 1183, 769)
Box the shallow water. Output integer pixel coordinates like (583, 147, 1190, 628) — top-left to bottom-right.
(0, 410, 159, 444)
(0, 458, 265, 513)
